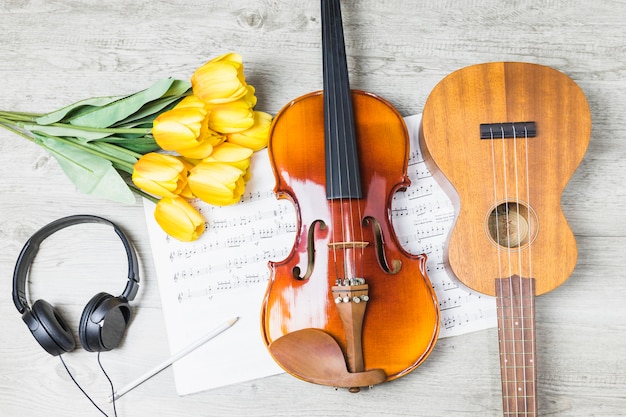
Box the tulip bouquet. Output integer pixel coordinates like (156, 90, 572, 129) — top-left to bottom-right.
(0, 53, 272, 241)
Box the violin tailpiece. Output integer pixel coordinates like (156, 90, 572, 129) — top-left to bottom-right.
(268, 328, 386, 391)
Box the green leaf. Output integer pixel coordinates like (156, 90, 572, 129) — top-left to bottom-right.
(34, 94, 131, 125)
(37, 135, 136, 204)
(22, 123, 115, 140)
(112, 93, 188, 127)
(67, 78, 184, 128)
(90, 142, 138, 166)
(90, 135, 160, 153)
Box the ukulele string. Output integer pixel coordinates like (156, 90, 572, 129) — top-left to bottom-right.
(522, 124, 536, 412)
(490, 127, 511, 413)
(499, 126, 514, 279)
(502, 125, 519, 415)
(512, 125, 529, 413)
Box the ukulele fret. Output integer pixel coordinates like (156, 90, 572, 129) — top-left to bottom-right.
(496, 276, 537, 417)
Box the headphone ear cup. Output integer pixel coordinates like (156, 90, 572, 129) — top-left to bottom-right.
(79, 292, 131, 352)
(25, 299, 76, 356)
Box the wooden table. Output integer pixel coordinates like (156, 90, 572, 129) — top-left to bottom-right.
(1, 1, 624, 416)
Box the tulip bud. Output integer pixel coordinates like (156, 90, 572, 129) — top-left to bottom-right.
(132, 152, 190, 197)
(227, 111, 272, 151)
(154, 196, 206, 242)
(152, 95, 225, 159)
(191, 53, 249, 105)
(204, 142, 253, 172)
(206, 99, 255, 134)
(188, 161, 246, 206)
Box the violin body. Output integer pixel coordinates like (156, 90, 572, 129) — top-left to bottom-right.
(260, 0, 439, 389)
(261, 90, 439, 384)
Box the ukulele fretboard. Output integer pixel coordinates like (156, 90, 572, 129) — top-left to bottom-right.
(496, 276, 537, 416)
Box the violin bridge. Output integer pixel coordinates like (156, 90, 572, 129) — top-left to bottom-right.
(327, 241, 369, 250)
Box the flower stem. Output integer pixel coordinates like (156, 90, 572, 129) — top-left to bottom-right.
(96, 141, 144, 160)
(46, 122, 151, 135)
(128, 184, 159, 204)
(0, 119, 38, 143)
(0, 111, 40, 122)
(40, 133, 137, 173)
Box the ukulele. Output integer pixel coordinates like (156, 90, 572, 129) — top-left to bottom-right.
(260, 0, 440, 391)
(419, 62, 591, 415)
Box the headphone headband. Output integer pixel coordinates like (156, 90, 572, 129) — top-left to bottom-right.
(12, 215, 140, 315)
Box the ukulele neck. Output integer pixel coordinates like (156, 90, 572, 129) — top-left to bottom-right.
(321, 0, 362, 200)
(495, 276, 537, 416)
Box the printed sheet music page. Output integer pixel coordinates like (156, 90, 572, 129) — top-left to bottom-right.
(142, 114, 497, 395)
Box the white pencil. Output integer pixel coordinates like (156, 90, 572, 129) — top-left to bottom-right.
(108, 317, 240, 402)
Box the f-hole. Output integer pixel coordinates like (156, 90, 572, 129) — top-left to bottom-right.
(293, 219, 327, 280)
(363, 216, 401, 274)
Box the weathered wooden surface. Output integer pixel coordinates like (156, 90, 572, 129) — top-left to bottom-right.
(1, 1, 624, 416)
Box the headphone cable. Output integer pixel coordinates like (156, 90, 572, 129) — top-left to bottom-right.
(97, 352, 118, 417)
(59, 354, 118, 417)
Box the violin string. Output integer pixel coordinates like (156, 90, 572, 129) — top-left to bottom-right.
(332, 0, 348, 281)
(335, 0, 362, 282)
(322, 0, 340, 279)
(326, 0, 363, 283)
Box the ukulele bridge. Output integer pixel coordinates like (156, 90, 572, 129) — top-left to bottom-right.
(480, 121, 536, 139)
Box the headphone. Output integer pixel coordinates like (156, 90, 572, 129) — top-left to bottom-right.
(12, 215, 140, 356)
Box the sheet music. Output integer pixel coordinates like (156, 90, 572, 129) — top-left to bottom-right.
(394, 114, 497, 335)
(143, 114, 496, 396)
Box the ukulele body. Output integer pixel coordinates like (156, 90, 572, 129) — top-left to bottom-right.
(419, 62, 591, 296)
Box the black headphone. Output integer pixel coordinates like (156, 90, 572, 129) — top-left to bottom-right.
(12, 215, 140, 356)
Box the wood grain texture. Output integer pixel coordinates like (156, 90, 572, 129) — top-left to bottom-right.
(1, 1, 624, 416)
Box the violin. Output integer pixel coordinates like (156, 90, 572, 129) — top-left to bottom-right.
(260, 0, 440, 390)
(420, 62, 591, 415)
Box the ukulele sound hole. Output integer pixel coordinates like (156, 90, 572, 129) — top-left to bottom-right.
(486, 201, 538, 249)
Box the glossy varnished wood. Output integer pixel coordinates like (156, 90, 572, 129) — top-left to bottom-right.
(262, 90, 439, 383)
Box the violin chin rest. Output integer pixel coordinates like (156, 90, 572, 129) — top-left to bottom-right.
(268, 328, 387, 389)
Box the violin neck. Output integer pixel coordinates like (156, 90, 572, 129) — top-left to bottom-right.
(321, 0, 362, 200)
(495, 276, 538, 416)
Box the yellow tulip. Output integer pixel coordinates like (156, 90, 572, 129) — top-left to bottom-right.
(174, 94, 207, 111)
(206, 99, 255, 134)
(188, 162, 246, 206)
(204, 142, 253, 172)
(154, 196, 205, 242)
(191, 53, 249, 105)
(132, 152, 189, 197)
(152, 96, 223, 157)
(176, 133, 225, 159)
(227, 111, 272, 151)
